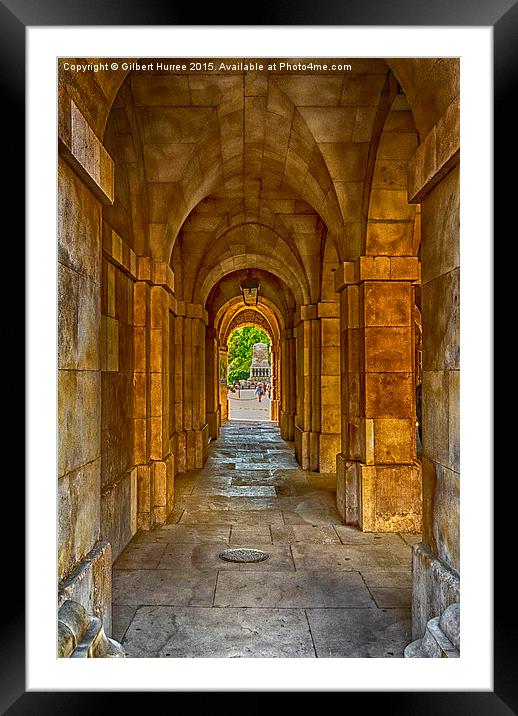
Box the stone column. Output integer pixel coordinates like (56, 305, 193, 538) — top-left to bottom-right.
(132, 278, 152, 530)
(174, 303, 209, 472)
(294, 305, 320, 470)
(337, 279, 361, 524)
(133, 261, 175, 529)
(280, 329, 295, 441)
(182, 313, 194, 467)
(218, 346, 229, 424)
(190, 309, 208, 467)
(172, 314, 186, 473)
(270, 339, 280, 422)
(318, 302, 342, 473)
(149, 278, 174, 525)
(335, 257, 422, 532)
(205, 327, 220, 439)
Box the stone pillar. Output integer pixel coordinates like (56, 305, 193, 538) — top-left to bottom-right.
(337, 279, 361, 524)
(182, 314, 194, 468)
(182, 310, 208, 471)
(205, 327, 220, 439)
(149, 280, 174, 525)
(172, 314, 186, 473)
(280, 329, 295, 441)
(335, 257, 422, 532)
(218, 346, 229, 424)
(295, 305, 320, 470)
(318, 302, 342, 473)
(132, 278, 151, 530)
(190, 311, 208, 467)
(407, 97, 460, 638)
(270, 340, 280, 422)
(133, 262, 175, 530)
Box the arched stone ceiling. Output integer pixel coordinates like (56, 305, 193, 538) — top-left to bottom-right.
(178, 218, 317, 306)
(198, 252, 308, 307)
(64, 57, 459, 313)
(207, 269, 292, 337)
(205, 268, 297, 322)
(65, 57, 459, 152)
(99, 60, 399, 268)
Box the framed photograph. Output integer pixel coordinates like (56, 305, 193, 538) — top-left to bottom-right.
(14, 0, 505, 710)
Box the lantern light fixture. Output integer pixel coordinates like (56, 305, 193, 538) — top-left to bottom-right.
(240, 271, 260, 306)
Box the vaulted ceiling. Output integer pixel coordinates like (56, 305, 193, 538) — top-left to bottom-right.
(101, 59, 424, 326)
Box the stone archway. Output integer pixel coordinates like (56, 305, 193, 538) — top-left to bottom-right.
(58, 57, 460, 656)
(224, 308, 273, 346)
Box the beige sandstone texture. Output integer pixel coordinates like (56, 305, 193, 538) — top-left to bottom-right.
(58, 58, 459, 656)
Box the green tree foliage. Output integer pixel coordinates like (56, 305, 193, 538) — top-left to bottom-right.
(227, 326, 270, 384)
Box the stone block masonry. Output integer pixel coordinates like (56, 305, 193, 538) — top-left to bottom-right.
(57, 59, 460, 660)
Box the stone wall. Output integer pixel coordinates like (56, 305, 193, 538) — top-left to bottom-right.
(58, 108, 113, 631)
(407, 91, 460, 637)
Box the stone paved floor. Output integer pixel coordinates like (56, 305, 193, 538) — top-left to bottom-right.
(112, 421, 421, 658)
(228, 389, 271, 421)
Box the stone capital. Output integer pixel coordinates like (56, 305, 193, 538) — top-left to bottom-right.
(177, 302, 208, 325)
(317, 301, 340, 318)
(334, 261, 357, 292)
(299, 304, 318, 321)
(102, 223, 138, 279)
(335, 257, 420, 287)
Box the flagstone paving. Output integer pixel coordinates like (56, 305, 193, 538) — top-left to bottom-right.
(113, 420, 419, 658)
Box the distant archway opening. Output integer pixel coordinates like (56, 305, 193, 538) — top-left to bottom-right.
(226, 324, 272, 423)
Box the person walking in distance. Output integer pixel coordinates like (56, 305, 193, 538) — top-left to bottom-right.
(255, 382, 265, 403)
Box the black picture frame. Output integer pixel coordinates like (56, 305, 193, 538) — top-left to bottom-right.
(12, 0, 505, 711)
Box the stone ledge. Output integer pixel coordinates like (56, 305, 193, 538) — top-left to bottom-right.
(58, 96, 114, 205)
(408, 96, 460, 204)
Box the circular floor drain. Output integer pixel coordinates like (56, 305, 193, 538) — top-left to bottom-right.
(219, 548, 269, 563)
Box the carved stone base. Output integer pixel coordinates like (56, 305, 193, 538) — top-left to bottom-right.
(336, 458, 421, 532)
(58, 540, 112, 635)
(58, 600, 125, 658)
(411, 542, 460, 639)
(280, 411, 294, 441)
(405, 602, 460, 658)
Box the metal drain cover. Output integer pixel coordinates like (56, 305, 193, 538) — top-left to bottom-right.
(219, 548, 269, 563)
